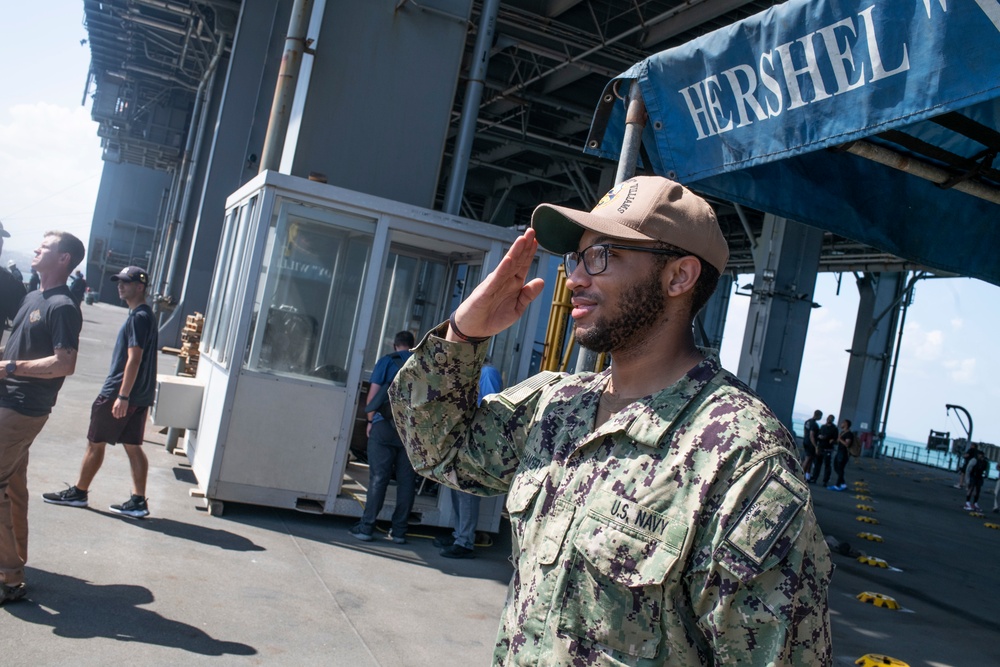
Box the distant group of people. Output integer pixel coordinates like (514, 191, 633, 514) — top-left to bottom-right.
(802, 410, 860, 491)
(0, 222, 158, 606)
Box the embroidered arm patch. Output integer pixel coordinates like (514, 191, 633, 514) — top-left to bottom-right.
(724, 473, 805, 566)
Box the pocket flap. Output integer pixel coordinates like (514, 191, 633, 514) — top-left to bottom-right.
(505, 472, 542, 514)
(573, 518, 677, 588)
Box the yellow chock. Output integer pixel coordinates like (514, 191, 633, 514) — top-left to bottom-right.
(856, 504, 876, 512)
(855, 653, 910, 666)
(856, 592, 901, 609)
(970, 512, 985, 518)
(858, 556, 889, 568)
(984, 522, 1000, 530)
(857, 532, 884, 542)
(857, 515, 880, 524)
(855, 494, 872, 501)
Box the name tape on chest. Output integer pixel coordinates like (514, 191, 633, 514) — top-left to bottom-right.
(591, 491, 687, 548)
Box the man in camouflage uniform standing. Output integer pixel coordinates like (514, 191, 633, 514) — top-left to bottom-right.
(390, 176, 832, 665)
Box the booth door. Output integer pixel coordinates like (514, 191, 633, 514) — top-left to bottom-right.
(348, 249, 484, 462)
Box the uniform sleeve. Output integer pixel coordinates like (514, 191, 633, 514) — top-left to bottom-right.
(389, 322, 555, 496)
(50, 301, 83, 351)
(686, 454, 833, 666)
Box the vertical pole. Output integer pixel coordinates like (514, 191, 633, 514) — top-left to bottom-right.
(574, 79, 646, 373)
(259, 0, 315, 173)
(443, 0, 500, 215)
(164, 36, 227, 299)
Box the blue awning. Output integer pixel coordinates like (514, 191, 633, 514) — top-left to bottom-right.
(585, 0, 1000, 285)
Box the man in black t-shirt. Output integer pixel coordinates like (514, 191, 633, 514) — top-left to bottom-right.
(0, 231, 84, 605)
(829, 419, 855, 491)
(814, 414, 839, 487)
(44, 267, 158, 519)
(802, 410, 822, 483)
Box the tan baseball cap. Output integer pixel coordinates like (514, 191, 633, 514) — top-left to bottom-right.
(531, 175, 729, 273)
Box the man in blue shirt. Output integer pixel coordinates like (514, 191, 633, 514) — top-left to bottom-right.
(42, 266, 158, 519)
(350, 331, 415, 543)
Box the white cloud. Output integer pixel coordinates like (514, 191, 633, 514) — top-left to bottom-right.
(905, 323, 945, 362)
(950, 318, 963, 330)
(944, 358, 976, 384)
(0, 101, 102, 256)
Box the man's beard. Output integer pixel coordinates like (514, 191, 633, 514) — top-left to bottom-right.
(575, 267, 665, 355)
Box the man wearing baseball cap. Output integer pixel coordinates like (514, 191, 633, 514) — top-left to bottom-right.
(389, 176, 832, 665)
(43, 266, 158, 519)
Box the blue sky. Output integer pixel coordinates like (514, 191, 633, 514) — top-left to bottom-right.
(4, 2, 998, 447)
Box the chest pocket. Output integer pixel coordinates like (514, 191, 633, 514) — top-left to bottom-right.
(559, 514, 681, 660)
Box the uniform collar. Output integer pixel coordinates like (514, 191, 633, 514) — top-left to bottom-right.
(588, 352, 723, 450)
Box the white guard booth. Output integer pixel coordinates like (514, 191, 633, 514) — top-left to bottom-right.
(181, 170, 547, 533)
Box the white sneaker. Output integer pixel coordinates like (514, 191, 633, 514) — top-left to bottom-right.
(964, 502, 974, 511)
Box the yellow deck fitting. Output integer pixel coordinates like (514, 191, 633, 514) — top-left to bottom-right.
(857, 532, 884, 542)
(855, 653, 910, 666)
(858, 556, 889, 568)
(856, 515, 880, 524)
(855, 494, 872, 501)
(856, 504, 876, 512)
(856, 592, 901, 609)
(984, 522, 1000, 530)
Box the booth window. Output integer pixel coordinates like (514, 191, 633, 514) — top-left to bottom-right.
(204, 196, 257, 366)
(245, 200, 375, 385)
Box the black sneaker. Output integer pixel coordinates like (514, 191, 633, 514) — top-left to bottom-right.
(0, 582, 26, 606)
(109, 495, 149, 518)
(42, 485, 89, 507)
(349, 524, 373, 542)
(440, 544, 476, 559)
(432, 535, 455, 548)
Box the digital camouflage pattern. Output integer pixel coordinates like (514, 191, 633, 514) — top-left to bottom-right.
(390, 323, 832, 666)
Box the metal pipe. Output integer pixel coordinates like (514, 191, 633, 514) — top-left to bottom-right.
(842, 140, 1000, 205)
(574, 79, 646, 373)
(443, 0, 501, 215)
(878, 272, 921, 454)
(733, 203, 757, 249)
(164, 35, 227, 298)
(259, 0, 315, 173)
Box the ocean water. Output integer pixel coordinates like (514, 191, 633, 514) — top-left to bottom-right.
(789, 418, 998, 480)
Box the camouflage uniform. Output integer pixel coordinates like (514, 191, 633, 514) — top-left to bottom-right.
(391, 324, 832, 666)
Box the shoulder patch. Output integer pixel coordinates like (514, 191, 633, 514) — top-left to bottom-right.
(497, 371, 563, 407)
(724, 472, 805, 566)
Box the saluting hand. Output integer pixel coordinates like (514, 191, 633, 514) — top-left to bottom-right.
(449, 229, 545, 342)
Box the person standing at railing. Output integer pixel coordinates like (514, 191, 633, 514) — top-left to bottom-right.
(992, 463, 1000, 514)
(964, 450, 989, 512)
(957, 442, 980, 490)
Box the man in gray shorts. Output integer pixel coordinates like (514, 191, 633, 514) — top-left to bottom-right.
(43, 266, 158, 518)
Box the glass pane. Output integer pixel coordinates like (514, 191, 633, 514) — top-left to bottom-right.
(245, 201, 374, 385)
(213, 197, 257, 366)
(362, 248, 448, 372)
(202, 206, 240, 360)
